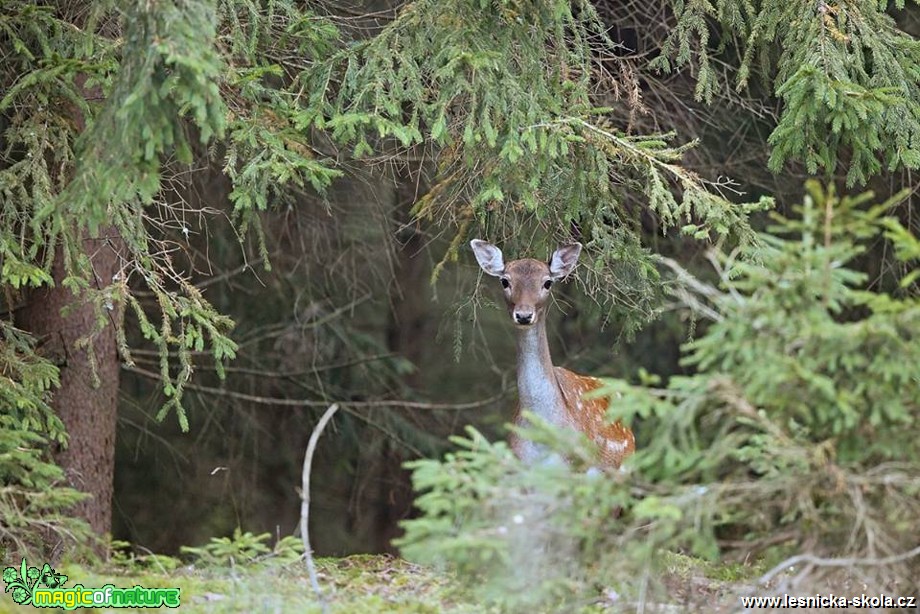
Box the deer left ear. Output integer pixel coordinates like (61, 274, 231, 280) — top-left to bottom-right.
(470, 239, 506, 277)
(549, 243, 582, 280)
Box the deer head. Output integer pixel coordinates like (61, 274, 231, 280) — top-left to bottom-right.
(470, 240, 582, 327)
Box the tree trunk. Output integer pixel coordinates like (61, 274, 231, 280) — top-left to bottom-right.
(18, 229, 123, 543)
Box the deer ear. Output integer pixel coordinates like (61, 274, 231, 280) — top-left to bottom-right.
(549, 243, 582, 280)
(470, 239, 505, 277)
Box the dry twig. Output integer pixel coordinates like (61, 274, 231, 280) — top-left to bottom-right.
(759, 544, 920, 586)
(300, 403, 340, 613)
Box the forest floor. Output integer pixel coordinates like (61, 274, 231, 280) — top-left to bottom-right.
(0, 554, 460, 613)
(0, 551, 764, 613)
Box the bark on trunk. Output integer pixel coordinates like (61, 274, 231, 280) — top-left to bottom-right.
(18, 229, 123, 541)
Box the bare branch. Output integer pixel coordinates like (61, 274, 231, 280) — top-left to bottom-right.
(656, 255, 724, 322)
(300, 403, 340, 613)
(759, 544, 920, 587)
(123, 364, 507, 411)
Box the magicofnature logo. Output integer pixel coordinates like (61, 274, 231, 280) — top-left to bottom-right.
(2, 559, 67, 605)
(3, 558, 180, 609)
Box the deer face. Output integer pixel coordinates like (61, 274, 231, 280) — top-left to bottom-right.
(470, 240, 582, 327)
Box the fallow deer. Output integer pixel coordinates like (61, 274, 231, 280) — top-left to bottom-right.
(471, 239, 635, 468)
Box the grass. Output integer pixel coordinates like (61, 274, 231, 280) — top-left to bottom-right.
(0, 548, 776, 613)
(0, 530, 774, 613)
(0, 554, 485, 614)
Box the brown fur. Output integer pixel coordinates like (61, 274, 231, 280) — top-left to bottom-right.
(510, 369, 635, 468)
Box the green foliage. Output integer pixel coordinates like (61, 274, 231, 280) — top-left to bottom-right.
(675, 182, 918, 456)
(54, 554, 475, 614)
(180, 529, 304, 568)
(217, 1, 343, 220)
(883, 215, 920, 287)
(14, 0, 911, 562)
(623, 182, 920, 585)
(398, 423, 637, 609)
(108, 540, 182, 573)
(0, 0, 772, 505)
(398, 183, 920, 608)
(654, 0, 920, 185)
(0, 0, 243, 430)
(298, 0, 769, 327)
(67, 0, 227, 218)
(0, 322, 91, 557)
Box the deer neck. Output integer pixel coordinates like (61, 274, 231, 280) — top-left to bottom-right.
(515, 319, 566, 426)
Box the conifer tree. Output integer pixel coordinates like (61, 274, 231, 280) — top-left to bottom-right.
(3, 0, 920, 554)
(398, 182, 920, 608)
(0, 0, 755, 546)
(653, 0, 920, 185)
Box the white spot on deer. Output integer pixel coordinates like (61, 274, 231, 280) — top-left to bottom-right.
(606, 439, 628, 455)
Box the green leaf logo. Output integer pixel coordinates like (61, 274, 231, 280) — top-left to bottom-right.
(39, 563, 67, 589)
(2, 558, 68, 605)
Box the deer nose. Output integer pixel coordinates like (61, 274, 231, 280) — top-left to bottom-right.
(514, 311, 534, 325)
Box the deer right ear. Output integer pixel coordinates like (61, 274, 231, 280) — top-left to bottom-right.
(470, 240, 505, 277)
(549, 243, 582, 280)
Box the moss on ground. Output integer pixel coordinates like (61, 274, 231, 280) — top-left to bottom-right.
(0, 555, 483, 614)
(0, 551, 772, 613)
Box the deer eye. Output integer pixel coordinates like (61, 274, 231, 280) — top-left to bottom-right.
(543, 279, 553, 290)
(500, 278, 511, 289)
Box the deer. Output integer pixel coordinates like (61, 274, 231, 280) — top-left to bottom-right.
(471, 239, 635, 469)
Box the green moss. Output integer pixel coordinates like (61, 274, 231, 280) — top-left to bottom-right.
(0, 555, 481, 614)
(662, 551, 763, 584)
